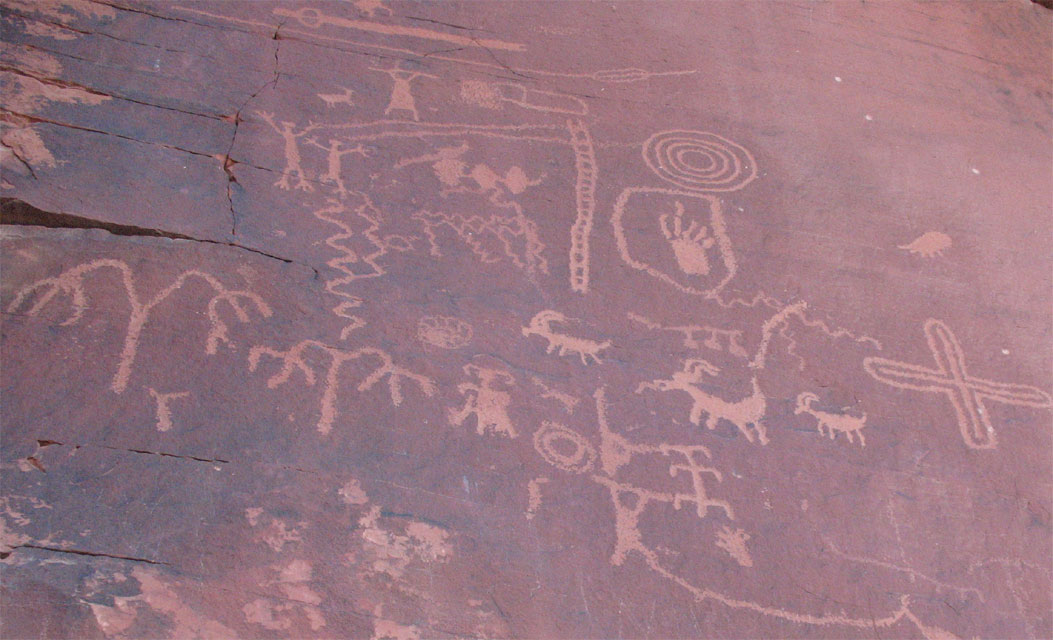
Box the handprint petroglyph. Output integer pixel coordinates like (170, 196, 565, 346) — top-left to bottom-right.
(660, 201, 716, 275)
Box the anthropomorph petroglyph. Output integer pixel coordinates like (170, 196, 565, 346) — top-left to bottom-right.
(449, 364, 516, 438)
(715, 526, 753, 567)
(148, 388, 190, 432)
(416, 315, 472, 349)
(7, 259, 271, 393)
(898, 231, 951, 258)
(628, 312, 748, 357)
(522, 310, 610, 365)
(638, 359, 769, 444)
(304, 138, 371, 196)
(864, 318, 1052, 449)
(795, 392, 868, 447)
(318, 87, 356, 108)
(257, 111, 319, 192)
(370, 64, 438, 122)
(249, 340, 435, 435)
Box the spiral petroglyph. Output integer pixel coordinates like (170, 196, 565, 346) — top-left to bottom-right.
(642, 130, 757, 192)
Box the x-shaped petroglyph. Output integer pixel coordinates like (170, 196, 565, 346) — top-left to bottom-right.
(864, 319, 1052, 449)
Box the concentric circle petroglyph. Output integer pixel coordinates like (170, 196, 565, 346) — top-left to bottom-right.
(533, 421, 596, 473)
(642, 130, 757, 192)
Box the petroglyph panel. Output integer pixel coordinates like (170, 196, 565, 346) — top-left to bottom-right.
(1, 2, 1050, 639)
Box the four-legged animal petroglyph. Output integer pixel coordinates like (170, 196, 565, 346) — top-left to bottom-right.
(318, 87, 356, 108)
(7, 259, 271, 393)
(522, 310, 610, 365)
(898, 231, 951, 258)
(638, 359, 769, 444)
(449, 364, 516, 438)
(795, 392, 867, 447)
(249, 340, 435, 435)
(864, 318, 1052, 449)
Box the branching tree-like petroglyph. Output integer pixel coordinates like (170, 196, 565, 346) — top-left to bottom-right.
(795, 392, 868, 447)
(248, 340, 435, 435)
(148, 388, 190, 432)
(522, 310, 610, 365)
(7, 259, 271, 393)
(449, 364, 517, 438)
(864, 319, 1052, 449)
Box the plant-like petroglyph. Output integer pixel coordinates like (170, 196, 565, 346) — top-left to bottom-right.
(898, 231, 951, 258)
(416, 315, 473, 349)
(7, 259, 271, 393)
(449, 364, 516, 438)
(637, 359, 769, 445)
(628, 312, 748, 357)
(318, 87, 356, 108)
(257, 111, 319, 192)
(249, 340, 435, 435)
(148, 388, 190, 432)
(864, 319, 1052, 449)
(522, 310, 610, 365)
(533, 421, 596, 473)
(795, 392, 868, 447)
(642, 130, 757, 193)
(661, 201, 718, 275)
(715, 526, 753, 567)
(370, 63, 439, 122)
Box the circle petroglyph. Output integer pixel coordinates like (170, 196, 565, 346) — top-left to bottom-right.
(533, 421, 596, 473)
(417, 315, 473, 349)
(643, 130, 757, 192)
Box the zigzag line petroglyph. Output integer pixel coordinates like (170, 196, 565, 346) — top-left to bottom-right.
(751, 301, 882, 371)
(628, 312, 748, 357)
(7, 259, 271, 393)
(522, 310, 610, 365)
(248, 340, 435, 435)
(864, 319, 1052, 450)
(567, 118, 596, 293)
(148, 389, 190, 432)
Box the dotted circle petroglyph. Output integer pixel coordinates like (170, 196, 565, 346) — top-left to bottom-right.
(642, 130, 757, 192)
(533, 421, 596, 473)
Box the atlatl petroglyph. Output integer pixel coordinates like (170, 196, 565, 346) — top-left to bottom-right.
(522, 310, 610, 365)
(449, 364, 516, 438)
(899, 231, 951, 258)
(7, 259, 271, 393)
(864, 318, 1052, 449)
(249, 340, 435, 435)
(638, 359, 769, 445)
(795, 392, 868, 447)
(628, 312, 748, 357)
(148, 389, 190, 432)
(416, 315, 472, 349)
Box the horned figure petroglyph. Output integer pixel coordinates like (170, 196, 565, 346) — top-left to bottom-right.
(248, 340, 435, 435)
(304, 138, 371, 195)
(257, 111, 318, 192)
(661, 201, 716, 275)
(449, 364, 516, 438)
(637, 359, 769, 444)
(522, 310, 610, 365)
(318, 87, 356, 108)
(7, 259, 271, 393)
(795, 393, 868, 447)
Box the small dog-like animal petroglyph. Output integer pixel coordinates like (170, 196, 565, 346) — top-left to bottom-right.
(795, 392, 868, 447)
(522, 310, 610, 365)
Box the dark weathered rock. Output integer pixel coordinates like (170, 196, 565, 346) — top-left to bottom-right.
(2, 1, 1050, 638)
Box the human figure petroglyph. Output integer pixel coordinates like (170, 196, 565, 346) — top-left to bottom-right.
(148, 388, 190, 432)
(257, 111, 319, 192)
(637, 359, 769, 445)
(370, 64, 438, 122)
(864, 318, 1052, 449)
(795, 392, 868, 447)
(7, 259, 271, 393)
(522, 310, 610, 365)
(715, 526, 753, 567)
(318, 87, 356, 108)
(627, 312, 748, 357)
(898, 231, 951, 258)
(661, 201, 717, 275)
(249, 340, 435, 435)
(304, 137, 371, 195)
(449, 364, 516, 438)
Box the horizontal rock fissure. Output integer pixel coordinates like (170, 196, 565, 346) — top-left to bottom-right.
(3, 544, 169, 565)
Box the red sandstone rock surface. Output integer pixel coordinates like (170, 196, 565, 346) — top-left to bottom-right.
(1, 1, 1051, 638)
